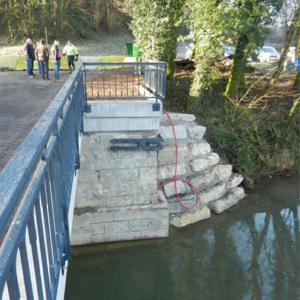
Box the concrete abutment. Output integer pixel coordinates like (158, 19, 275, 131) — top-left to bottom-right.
(71, 100, 245, 245)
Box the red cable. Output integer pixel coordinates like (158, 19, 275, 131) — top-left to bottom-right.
(158, 111, 201, 212)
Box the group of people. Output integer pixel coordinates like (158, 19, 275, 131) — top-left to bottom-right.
(23, 38, 79, 80)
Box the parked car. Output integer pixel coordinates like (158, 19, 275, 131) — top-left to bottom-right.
(224, 46, 235, 58)
(257, 46, 280, 62)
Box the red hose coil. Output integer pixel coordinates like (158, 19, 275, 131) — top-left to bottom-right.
(158, 111, 201, 212)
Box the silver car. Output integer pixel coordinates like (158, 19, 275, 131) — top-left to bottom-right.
(258, 46, 280, 62)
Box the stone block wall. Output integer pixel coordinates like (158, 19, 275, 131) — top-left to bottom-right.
(157, 113, 245, 220)
(71, 111, 245, 245)
(71, 132, 169, 245)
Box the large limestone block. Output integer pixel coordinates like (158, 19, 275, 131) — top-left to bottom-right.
(158, 163, 187, 180)
(210, 187, 246, 214)
(160, 113, 196, 124)
(190, 141, 211, 157)
(71, 203, 169, 245)
(84, 116, 161, 132)
(190, 153, 220, 172)
(158, 144, 190, 165)
(75, 174, 105, 208)
(163, 180, 191, 197)
(104, 194, 154, 207)
(80, 133, 157, 171)
(200, 183, 227, 204)
(227, 173, 243, 189)
(170, 204, 211, 227)
(159, 125, 187, 140)
(187, 125, 206, 140)
(168, 194, 200, 214)
(214, 164, 232, 181)
(190, 171, 216, 191)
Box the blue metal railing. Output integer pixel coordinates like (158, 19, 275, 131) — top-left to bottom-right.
(0, 65, 85, 299)
(83, 62, 166, 101)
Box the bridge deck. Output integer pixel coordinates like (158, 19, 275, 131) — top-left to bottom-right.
(0, 72, 68, 170)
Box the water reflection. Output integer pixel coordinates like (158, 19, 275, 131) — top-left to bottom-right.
(66, 175, 300, 300)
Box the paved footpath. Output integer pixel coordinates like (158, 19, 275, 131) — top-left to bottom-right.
(0, 71, 68, 171)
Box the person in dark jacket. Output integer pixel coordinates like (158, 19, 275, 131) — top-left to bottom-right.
(23, 38, 35, 78)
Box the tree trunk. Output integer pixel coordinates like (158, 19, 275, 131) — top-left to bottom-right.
(271, 5, 300, 85)
(225, 33, 249, 100)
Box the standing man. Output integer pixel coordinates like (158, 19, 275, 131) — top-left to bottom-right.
(36, 40, 50, 80)
(23, 38, 35, 78)
(63, 41, 78, 73)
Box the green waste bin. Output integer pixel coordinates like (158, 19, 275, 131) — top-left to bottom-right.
(126, 43, 139, 57)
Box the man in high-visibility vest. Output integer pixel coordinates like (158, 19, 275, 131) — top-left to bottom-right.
(63, 41, 78, 73)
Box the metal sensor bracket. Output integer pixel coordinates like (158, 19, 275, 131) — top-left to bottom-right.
(110, 135, 164, 151)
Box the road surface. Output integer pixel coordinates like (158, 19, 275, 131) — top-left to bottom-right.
(0, 71, 68, 171)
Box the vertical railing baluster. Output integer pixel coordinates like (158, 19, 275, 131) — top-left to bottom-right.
(109, 70, 111, 97)
(48, 158, 62, 258)
(143, 66, 146, 97)
(102, 71, 105, 97)
(133, 70, 135, 97)
(115, 71, 117, 97)
(137, 66, 140, 96)
(127, 71, 129, 97)
(35, 198, 52, 299)
(155, 65, 159, 102)
(97, 69, 100, 97)
(19, 238, 34, 300)
(91, 79, 94, 98)
(40, 188, 56, 284)
(28, 214, 44, 299)
(120, 72, 123, 97)
(7, 261, 20, 300)
(44, 174, 59, 266)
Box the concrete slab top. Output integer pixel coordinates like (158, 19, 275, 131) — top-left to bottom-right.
(0, 71, 69, 171)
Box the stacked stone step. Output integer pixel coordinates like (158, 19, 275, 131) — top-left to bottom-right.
(157, 113, 245, 226)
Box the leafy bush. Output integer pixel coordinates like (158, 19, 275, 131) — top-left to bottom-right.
(165, 75, 300, 185)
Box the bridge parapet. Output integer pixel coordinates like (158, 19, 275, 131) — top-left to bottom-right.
(0, 65, 85, 299)
(82, 61, 166, 132)
(83, 61, 166, 101)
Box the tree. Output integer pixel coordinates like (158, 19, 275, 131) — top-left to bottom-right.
(187, 0, 283, 99)
(271, 3, 300, 84)
(0, 0, 124, 42)
(188, 0, 231, 97)
(126, 0, 184, 76)
(225, 0, 284, 99)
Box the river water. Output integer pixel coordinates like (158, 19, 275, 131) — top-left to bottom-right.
(65, 175, 299, 300)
